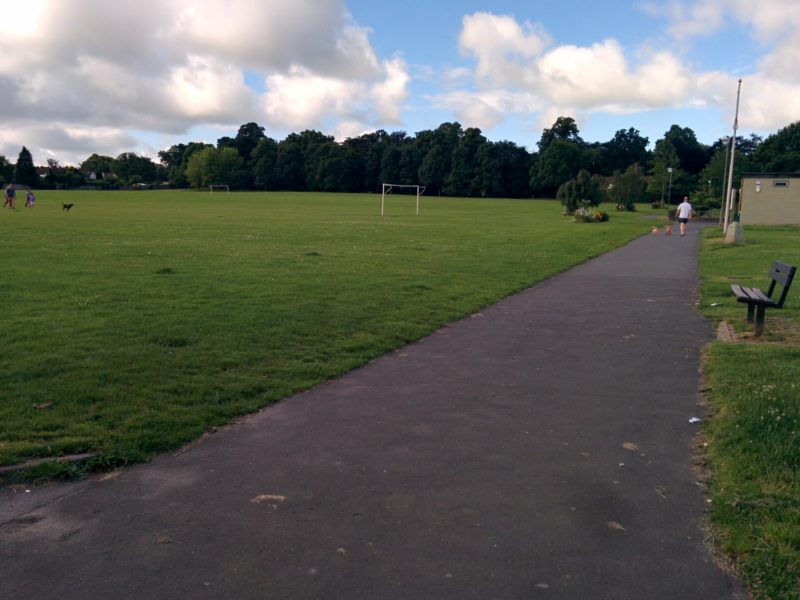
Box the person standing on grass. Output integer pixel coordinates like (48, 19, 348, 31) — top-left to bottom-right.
(25, 190, 35, 208)
(675, 196, 693, 236)
(3, 184, 15, 209)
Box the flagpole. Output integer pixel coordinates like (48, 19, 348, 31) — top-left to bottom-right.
(723, 78, 742, 235)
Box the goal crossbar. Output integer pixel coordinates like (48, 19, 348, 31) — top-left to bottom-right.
(381, 183, 426, 216)
(209, 184, 230, 194)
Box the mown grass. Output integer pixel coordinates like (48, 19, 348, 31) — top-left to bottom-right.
(1, 191, 653, 479)
(699, 225, 800, 599)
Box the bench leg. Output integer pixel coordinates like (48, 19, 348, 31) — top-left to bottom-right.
(755, 305, 765, 337)
(746, 303, 755, 323)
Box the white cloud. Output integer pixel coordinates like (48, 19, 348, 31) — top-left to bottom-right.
(169, 55, 256, 120)
(0, 123, 138, 162)
(0, 0, 408, 164)
(537, 42, 691, 110)
(262, 57, 409, 135)
(640, 1, 800, 127)
(429, 90, 543, 131)
(333, 121, 371, 141)
(263, 68, 369, 130)
(440, 9, 800, 137)
(650, 0, 800, 42)
(371, 57, 411, 123)
(175, 0, 380, 79)
(459, 12, 551, 86)
(738, 76, 800, 130)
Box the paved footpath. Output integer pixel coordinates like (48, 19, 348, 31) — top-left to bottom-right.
(1, 227, 746, 600)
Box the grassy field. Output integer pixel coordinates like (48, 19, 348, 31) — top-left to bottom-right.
(699, 225, 800, 599)
(0, 190, 654, 478)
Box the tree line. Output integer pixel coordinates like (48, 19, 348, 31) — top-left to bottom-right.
(1, 117, 798, 209)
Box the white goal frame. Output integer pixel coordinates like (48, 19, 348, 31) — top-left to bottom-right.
(209, 184, 230, 194)
(381, 183, 425, 216)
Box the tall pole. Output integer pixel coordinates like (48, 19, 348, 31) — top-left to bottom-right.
(723, 79, 742, 235)
(719, 136, 730, 225)
(667, 167, 673, 213)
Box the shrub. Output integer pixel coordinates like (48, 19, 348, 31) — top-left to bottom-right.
(573, 203, 609, 222)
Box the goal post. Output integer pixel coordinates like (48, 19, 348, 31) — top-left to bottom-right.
(381, 183, 426, 216)
(209, 184, 230, 194)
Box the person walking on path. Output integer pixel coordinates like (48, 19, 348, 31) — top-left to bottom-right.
(676, 196, 693, 236)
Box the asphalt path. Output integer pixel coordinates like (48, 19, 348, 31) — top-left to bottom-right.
(1, 226, 746, 599)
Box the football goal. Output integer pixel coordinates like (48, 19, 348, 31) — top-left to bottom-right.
(381, 183, 425, 216)
(209, 184, 230, 194)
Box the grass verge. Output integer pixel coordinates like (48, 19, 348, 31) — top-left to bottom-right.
(699, 225, 800, 599)
(1, 191, 654, 480)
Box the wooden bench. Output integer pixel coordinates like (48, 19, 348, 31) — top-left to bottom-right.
(731, 261, 796, 336)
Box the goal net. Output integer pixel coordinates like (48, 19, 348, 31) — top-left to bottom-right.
(381, 183, 425, 216)
(209, 184, 230, 194)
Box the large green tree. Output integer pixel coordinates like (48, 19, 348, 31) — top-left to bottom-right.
(530, 116, 587, 196)
(308, 143, 363, 192)
(0, 155, 14, 185)
(603, 128, 650, 175)
(444, 127, 486, 196)
(14, 146, 38, 187)
(418, 145, 449, 195)
(158, 143, 212, 188)
(662, 124, 708, 175)
(274, 140, 305, 190)
(233, 122, 266, 164)
(184, 148, 213, 188)
(417, 122, 462, 195)
(530, 138, 583, 196)
(112, 152, 159, 184)
(474, 141, 531, 198)
(609, 164, 646, 211)
(647, 140, 684, 206)
(44, 160, 85, 189)
(80, 153, 114, 177)
(537, 116, 583, 152)
(753, 121, 800, 172)
(185, 146, 246, 188)
(379, 145, 402, 185)
(695, 144, 756, 210)
(251, 137, 279, 190)
(343, 130, 389, 192)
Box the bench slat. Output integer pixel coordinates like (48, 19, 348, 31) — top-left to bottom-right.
(769, 261, 796, 287)
(731, 285, 777, 306)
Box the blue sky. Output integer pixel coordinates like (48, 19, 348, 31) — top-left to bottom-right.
(1, 0, 798, 165)
(344, 0, 763, 145)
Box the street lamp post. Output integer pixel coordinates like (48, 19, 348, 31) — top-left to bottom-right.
(719, 136, 731, 225)
(666, 167, 673, 213)
(724, 79, 743, 235)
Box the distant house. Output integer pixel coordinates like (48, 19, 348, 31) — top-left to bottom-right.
(739, 173, 800, 225)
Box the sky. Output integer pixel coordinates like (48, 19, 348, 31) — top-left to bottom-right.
(1, 0, 799, 166)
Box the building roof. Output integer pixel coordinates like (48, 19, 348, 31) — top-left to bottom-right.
(742, 172, 800, 178)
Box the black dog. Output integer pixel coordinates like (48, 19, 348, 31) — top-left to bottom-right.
(62, 203, 74, 211)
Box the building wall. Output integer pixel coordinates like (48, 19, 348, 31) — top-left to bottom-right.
(740, 176, 800, 225)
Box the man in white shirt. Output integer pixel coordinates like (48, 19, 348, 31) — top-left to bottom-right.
(675, 196, 693, 236)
